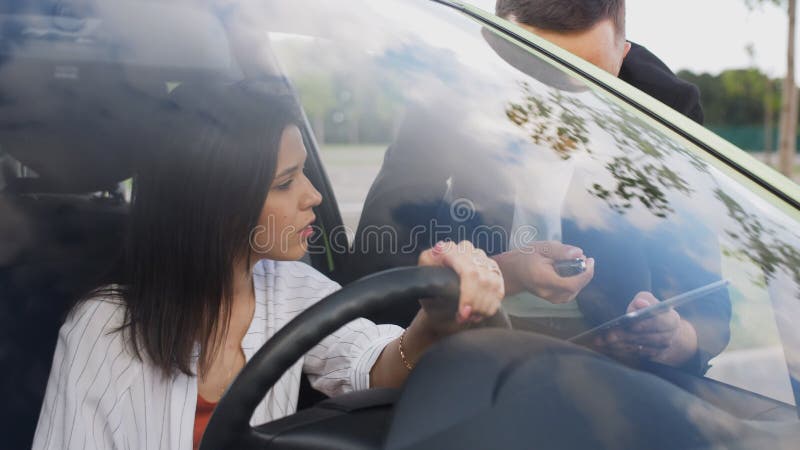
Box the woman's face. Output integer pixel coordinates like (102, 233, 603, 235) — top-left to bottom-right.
(251, 125, 322, 261)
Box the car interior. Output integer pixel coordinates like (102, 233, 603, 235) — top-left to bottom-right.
(2, 1, 800, 449)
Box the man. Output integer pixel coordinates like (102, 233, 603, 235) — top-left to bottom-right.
(496, 0, 705, 124)
(491, 0, 726, 371)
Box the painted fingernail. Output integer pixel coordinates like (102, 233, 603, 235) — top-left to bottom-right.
(460, 305, 472, 321)
(432, 241, 445, 254)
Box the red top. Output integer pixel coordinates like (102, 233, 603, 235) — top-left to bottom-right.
(193, 394, 218, 450)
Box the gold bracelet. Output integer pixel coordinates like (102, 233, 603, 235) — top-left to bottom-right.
(398, 330, 414, 371)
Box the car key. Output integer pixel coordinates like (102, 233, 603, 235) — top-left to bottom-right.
(553, 258, 586, 277)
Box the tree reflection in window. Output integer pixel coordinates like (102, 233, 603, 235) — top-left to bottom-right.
(716, 188, 800, 291)
(592, 155, 691, 218)
(505, 81, 707, 219)
(505, 82, 590, 159)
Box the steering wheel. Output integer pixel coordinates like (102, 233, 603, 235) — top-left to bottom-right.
(200, 266, 508, 450)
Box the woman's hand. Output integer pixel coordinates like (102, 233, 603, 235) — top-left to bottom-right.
(592, 292, 699, 367)
(493, 241, 594, 304)
(369, 240, 506, 388)
(414, 240, 506, 337)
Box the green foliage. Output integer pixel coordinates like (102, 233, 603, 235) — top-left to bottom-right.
(276, 40, 405, 145)
(678, 68, 782, 127)
(293, 74, 337, 120)
(677, 68, 792, 150)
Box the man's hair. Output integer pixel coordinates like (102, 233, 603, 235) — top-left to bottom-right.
(496, 0, 626, 37)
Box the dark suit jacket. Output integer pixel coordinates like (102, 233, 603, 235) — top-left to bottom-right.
(620, 42, 704, 125)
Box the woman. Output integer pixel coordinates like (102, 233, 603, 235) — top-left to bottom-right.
(31, 84, 506, 450)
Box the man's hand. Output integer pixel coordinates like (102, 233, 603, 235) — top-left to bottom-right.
(593, 292, 699, 367)
(494, 241, 594, 303)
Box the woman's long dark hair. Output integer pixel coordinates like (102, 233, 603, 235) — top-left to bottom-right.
(113, 84, 302, 377)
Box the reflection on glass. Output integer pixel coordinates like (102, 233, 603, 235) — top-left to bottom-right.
(2, 3, 799, 448)
(716, 188, 800, 288)
(505, 82, 591, 160)
(265, 0, 800, 407)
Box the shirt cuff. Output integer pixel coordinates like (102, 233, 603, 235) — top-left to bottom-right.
(350, 325, 404, 391)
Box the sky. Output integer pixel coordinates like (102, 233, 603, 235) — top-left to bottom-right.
(465, 0, 793, 77)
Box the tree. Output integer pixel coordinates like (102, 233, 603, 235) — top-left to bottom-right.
(746, 43, 777, 162)
(746, 0, 797, 176)
(293, 74, 336, 144)
(678, 69, 779, 126)
(764, 72, 781, 163)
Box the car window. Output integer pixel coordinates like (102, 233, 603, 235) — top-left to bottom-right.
(3, 2, 800, 448)
(267, 0, 800, 407)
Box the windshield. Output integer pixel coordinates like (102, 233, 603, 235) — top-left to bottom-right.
(260, 0, 800, 409)
(2, 1, 799, 447)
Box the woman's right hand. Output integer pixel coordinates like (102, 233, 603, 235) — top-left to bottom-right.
(414, 240, 505, 337)
(493, 241, 594, 304)
(370, 241, 505, 388)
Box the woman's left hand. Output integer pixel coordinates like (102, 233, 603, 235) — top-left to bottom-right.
(415, 240, 505, 336)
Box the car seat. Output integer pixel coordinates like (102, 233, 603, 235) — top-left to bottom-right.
(0, 48, 168, 450)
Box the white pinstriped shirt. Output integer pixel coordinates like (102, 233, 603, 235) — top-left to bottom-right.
(32, 259, 403, 450)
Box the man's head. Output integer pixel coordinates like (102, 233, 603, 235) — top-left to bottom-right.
(496, 0, 631, 76)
